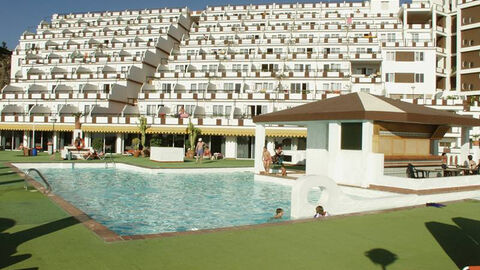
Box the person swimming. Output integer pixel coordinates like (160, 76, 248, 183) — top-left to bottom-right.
(314, 205, 329, 218)
(273, 208, 284, 219)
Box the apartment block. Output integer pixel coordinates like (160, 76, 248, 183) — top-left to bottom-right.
(1, 0, 479, 162)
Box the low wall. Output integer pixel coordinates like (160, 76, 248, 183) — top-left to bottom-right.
(150, 147, 184, 162)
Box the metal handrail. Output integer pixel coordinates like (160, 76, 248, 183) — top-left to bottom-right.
(25, 168, 52, 193)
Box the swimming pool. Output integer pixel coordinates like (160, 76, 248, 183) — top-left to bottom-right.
(32, 168, 292, 235)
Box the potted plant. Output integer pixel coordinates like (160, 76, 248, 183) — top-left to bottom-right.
(186, 121, 201, 159)
(72, 112, 83, 129)
(132, 138, 141, 157)
(137, 116, 149, 157)
(92, 138, 103, 153)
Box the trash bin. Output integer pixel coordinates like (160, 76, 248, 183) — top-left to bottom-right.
(47, 142, 53, 155)
(32, 148, 37, 156)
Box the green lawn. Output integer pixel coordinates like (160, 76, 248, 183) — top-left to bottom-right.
(1, 158, 479, 269)
(0, 150, 254, 168)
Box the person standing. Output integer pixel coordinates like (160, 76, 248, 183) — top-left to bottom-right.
(195, 138, 205, 164)
(262, 146, 272, 174)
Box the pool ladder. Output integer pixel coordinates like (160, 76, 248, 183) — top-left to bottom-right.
(25, 168, 52, 194)
(104, 153, 116, 169)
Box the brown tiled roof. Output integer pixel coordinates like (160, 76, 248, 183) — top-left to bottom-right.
(253, 92, 480, 126)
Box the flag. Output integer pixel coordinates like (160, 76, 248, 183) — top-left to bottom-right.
(347, 17, 353, 25)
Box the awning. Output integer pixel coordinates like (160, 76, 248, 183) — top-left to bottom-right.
(30, 105, 51, 114)
(58, 105, 80, 115)
(1, 105, 24, 114)
(266, 128, 307, 138)
(200, 127, 254, 136)
(0, 124, 74, 132)
(2, 85, 23, 93)
(146, 126, 187, 134)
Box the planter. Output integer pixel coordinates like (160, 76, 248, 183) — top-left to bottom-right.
(186, 149, 195, 159)
(150, 147, 184, 162)
(133, 150, 141, 157)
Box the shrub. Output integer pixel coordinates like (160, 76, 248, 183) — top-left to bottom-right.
(150, 136, 162, 147)
(92, 138, 103, 152)
(132, 138, 141, 150)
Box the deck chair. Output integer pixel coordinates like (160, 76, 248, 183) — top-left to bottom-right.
(406, 163, 425, 179)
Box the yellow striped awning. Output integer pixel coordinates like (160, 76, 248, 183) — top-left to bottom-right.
(0, 123, 74, 132)
(146, 126, 187, 134)
(77, 124, 307, 137)
(200, 127, 255, 136)
(266, 128, 307, 138)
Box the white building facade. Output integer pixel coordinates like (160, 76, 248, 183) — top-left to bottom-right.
(1, 0, 480, 161)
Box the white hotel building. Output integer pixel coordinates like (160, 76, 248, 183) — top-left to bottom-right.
(1, 0, 480, 161)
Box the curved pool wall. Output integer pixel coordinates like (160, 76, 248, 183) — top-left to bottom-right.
(14, 163, 294, 235)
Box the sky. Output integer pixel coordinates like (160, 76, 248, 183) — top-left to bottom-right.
(0, 0, 411, 50)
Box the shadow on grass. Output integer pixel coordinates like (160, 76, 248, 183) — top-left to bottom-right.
(0, 171, 16, 176)
(425, 218, 480, 269)
(0, 217, 78, 269)
(365, 248, 398, 270)
(0, 179, 24, 186)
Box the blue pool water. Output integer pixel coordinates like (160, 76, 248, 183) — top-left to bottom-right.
(33, 168, 292, 235)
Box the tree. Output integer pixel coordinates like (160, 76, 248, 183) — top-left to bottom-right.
(137, 116, 148, 149)
(187, 121, 201, 151)
(1, 42, 6, 49)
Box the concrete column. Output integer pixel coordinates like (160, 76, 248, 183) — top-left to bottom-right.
(225, 136, 237, 158)
(460, 127, 471, 165)
(254, 124, 266, 174)
(431, 139, 439, 156)
(53, 131, 58, 152)
(362, 121, 374, 153)
(328, 122, 341, 154)
(306, 122, 328, 175)
(23, 131, 28, 148)
(84, 132, 91, 148)
(115, 133, 123, 154)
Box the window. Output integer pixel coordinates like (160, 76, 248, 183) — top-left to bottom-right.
(161, 83, 172, 92)
(224, 83, 234, 91)
(415, 73, 424, 83)
(387, 33, 396, 42)
(290, 83, 307, 93)
(213, 105, 224, 116)
(341, 123, 362, 150)
(415, 52, 424, 61)
(386, 73, 395, 82)
(331, 83, 341, 90)
(232, 64, 242, 72)
(411, 33, 419, 42)
(146, 105, 156, 116)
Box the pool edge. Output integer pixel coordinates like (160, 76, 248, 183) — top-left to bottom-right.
(7, 162, 477, 243)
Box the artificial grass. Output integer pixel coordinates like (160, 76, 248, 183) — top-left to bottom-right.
(1, 161, 479, 269)
(0, 150, 254, 168)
